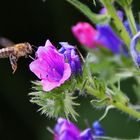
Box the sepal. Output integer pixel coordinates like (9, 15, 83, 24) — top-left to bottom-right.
(29, 80, 79, 120)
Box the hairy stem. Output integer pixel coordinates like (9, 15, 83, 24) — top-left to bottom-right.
(100, 0, 131, 48)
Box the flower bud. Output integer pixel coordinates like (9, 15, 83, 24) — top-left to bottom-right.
(59, 42, 82, 75)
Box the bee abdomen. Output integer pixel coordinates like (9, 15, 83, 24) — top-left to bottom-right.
(0, 47, 14, 58)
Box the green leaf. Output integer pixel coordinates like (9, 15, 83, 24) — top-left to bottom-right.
(66, 0, 109, 24)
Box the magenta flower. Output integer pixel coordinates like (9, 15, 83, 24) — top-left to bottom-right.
(29, 40, 71, 91)
(72, 22, 99, 48)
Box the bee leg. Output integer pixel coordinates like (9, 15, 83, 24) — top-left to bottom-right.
(9, 54, 18, 74)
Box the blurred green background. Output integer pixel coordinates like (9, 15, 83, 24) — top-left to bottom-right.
(0, 0, 140, 140)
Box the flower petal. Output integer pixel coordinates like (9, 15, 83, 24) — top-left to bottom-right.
(41, 63, 71, 91)
(96, 25, 123, 54)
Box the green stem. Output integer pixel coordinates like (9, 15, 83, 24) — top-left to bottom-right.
(124, 6, 137, 35)
(86, 85, 140, 119)
(100, 0, 131, 48)
(111, 101, 140, 119)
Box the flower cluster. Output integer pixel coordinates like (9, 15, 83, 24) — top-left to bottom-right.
(72, 22, 123, 54)
(54, 118, 105, 140)
(71, 7, 125, 54)
(30, 40, 82, 91)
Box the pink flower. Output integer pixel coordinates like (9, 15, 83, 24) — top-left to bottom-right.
(29, 40, 71, 91)
(72, 22, 99, 48)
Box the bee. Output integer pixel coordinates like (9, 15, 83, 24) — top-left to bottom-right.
(0, 37, 32, 73)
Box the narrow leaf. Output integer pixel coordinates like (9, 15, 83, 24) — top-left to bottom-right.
(66, 0, 109, 24)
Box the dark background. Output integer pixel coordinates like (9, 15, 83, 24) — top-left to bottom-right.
(0, 0, 140, 140)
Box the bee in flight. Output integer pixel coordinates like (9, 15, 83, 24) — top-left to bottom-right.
(0, 37, 32, 73)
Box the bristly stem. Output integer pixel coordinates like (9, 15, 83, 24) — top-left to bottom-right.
(86, 85, 140, 120)
(100, 0, 131, 48)
(110, 100, 140, 119)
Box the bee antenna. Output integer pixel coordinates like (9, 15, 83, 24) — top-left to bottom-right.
(31, 45, 38, 52)
(32, 45, 38, 49)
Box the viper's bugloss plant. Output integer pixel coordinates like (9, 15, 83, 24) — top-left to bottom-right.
(29, 40, 82, 120)
(28, 0, 140, 139)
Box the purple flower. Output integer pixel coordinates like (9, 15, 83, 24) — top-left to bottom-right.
(97, 8, 124, 54)
(80, 128, 93, 140)
(29, 40, 71, 91)
(93, 121, 105, 137)
(96, 25, 123, 54)
(54, 118, 93, 140)
(59, 42, 82, 75)
(130, 31, 140, 68)
(54, 118, 80, 140)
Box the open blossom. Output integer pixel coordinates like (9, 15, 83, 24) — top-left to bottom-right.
(29, 40, 71, 91)
(59, 42, 82, 75)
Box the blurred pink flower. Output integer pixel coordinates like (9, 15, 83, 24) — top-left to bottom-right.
(29, 40, 71, 91)
(72, 22, 99, 48)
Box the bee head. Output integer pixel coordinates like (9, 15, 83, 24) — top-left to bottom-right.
(25, 42, 32, 54)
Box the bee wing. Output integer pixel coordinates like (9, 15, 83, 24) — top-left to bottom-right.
(0, 37, 15, 47)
